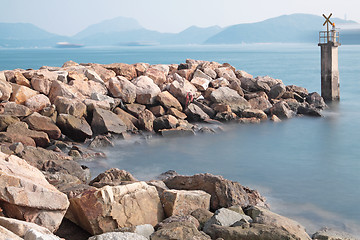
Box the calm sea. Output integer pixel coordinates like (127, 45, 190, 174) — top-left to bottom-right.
(1, 44, 360, 235)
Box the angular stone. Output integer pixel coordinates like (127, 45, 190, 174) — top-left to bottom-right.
(167, 108, 187, 120)
(169, 75, 197, 105)
(10, 84, 38, 105)
(24, 113, 61, 140)
(107, 76, 137, 103)
(85, 69, 104, 85)
(7, 122, 50, 147)
(306, 92, 326, 109)
(268, 83, 286, 99)
(215, 111, 238, 122)
(56, 114, 92, 142)
(270, 115, 281, 122)
(161, 190, 211, 217)
(240, 109, 267, 120)
(54, 96, 87, 118)
(24, 94, 51, 112)
(0, 225, 23, 239)
(133, 76, 161, 105)
(0, 79, 12, 101)
(153, 115, 178, 132)
(191, 77, 210, 91)
(209, 87, 250, 114)
(156, 91, 183, 111)
(192, 69, 212, 81)
(203, 67, 217, 79)
(69, 79, 107, 98)
(88, 135, 114, 149)
(0, 152, 69, 232)
(113, 107, 138, 131)
(14, 71, 31, 87)
(156, 215, 200, 231)
(286, 85, 309, 98)
(193, 101, 216, 118)
(255, 76, 283, 88)
(125, 103, 146, 118)
(103, 63, 137, 80)
(191, 208, 213, 230)
(87, 63, 116, 82)
(0, 115, 20, 131)
(30, 70, 57, 95)
(48, 80, 80, 103)
(91, 107, 126, 135)
(229, 80, 244, 97)
(185, 103, 210, 122)
(176, 69, 194, 80)
(89, 232, 147, 240)
(150, 105, 165, 117)
(62, 60, 79, 68)
(297, 105, 322, 117)
(67, 182, 164, 235)
(248, 96, 272, 111)
(246, 206, 311, 240)
(0, 132, 36, 147)
(210, 78, 230, 88)
(151, 222, 211, 240)
(160, 127, 195, 138)
(164, 173, 267, 211)
(89, 168, 137, 188)
(138, 109, 155, 132)
(269, 101, 294, 119)
(145, 67, 167, 87)
(235, 70, 253, 79)
(0, 216, 53, 238)
(133, 62, 150, 76)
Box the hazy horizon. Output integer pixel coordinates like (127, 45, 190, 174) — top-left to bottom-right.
(1, 0, 359, 36)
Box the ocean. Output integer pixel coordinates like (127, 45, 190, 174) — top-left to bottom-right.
(1, 44, 359, 236)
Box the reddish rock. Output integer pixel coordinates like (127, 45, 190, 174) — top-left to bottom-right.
(209, 87, 251, 114)
(138, 109, 155, 132)
(248, 96, 272, 111)
(185, 103, 209, 122)
(150, 105, 165, 117)
(113, 107, 138, 131)
(54, 96, 87, 118)
(191, 77, 210, 91)
(48, 80, 81, 103)
(167, 108, 187, 120)
(62, 60, 79, 68)
(103, 63, 137, 80)
(210, 78, 230, 88)
(268, 83, 286, 99)
(169, 75, 197, 106)
(215, 67, 237, 81)
(133, 76, 161, 105)
(0, 132, 36, 147)
(153, 115, 178, 132)
(145, 68, 167, 88)
(107, 76, 137, 103)
(7, 122, 50, 147)
(56, 114, 93, 142)
(24, 113, 61, 140)
(91, 107, 127, 135)
(2, 102, 32, 117)
(89, 168, 138, 188)
(69, 79, 107, 98)
(156, 91, 183, 111)
(240, 109, 268, 121)
(14, 71, 31, 87)
(10, 84, 38, 105)
(133, 62, 150, 76)
(270, 101, 294, 119)
(125, 103, 146, 118)
(0, 79, 12, 101)
(0, 115, 20, 131)
(177, 69, 194, 80)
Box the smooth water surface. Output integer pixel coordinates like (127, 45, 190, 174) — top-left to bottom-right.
(1, 44, 360, 235)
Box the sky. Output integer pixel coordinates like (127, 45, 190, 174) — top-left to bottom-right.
(1, 0, 359, 36)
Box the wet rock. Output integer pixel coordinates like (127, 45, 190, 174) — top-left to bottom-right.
(306, 92, 327, 109)
(107, 76, 137, 103)
(24, 113, 61, 140)
(268, 83, 286, 99)
(0, 152, 69, 232)
(153, 115, 178, 132)
(269, 101, 294, 119)
(151, 222, 210, 240)
(103, 63, 137, 80)
(297, 105, 322, 117)
(133, 76, 161, 105)
(7, 122, 50, 147)
(138, 109, 155, 132)
(156, 91, 183, 111)
(185, 103, 209, 122)
(160, 128, 195, 138)
(67, 182, 164, 235)
(246, 206, 311, 239)
(161, 189, 211, 217)
(209, 87, 250, 114)
(89, 168, 137, 188)
(56, 114, 92, 142)
(164, 173, 267, 211)
(91, 107, 127, 135)
(167, 107, 187, 120)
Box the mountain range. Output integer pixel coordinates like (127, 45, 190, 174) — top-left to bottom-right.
(0, 14, 359, 48)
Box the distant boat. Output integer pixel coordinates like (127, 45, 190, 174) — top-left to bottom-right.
(55, 42, 84, 48)
(119, 41, 158, 46)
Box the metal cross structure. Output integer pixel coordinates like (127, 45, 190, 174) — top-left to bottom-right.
(323, 13, 333, 41)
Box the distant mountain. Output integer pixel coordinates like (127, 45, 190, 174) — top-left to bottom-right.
(205, 14, 358, 44)
(74, 16, 143, 39)
(0, 23, 68, 48)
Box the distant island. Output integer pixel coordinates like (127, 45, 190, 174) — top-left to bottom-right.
(0, 14, 360, 48)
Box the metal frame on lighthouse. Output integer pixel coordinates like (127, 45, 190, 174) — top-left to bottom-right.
(318, 13, 340, 101)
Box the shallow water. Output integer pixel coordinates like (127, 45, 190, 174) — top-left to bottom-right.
(1, 44, 360, 235)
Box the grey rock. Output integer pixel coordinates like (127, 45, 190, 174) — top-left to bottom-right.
(268, 83, 286, 99)
(88, 232, 147, 240)
(91, 107, 127, 135)
(306, 92, 327, 109)
(85, 69, 104, 85)
(270, 101, 294, 119)
(209, 87, 250, 114)
(312, 227, 358, 240)
(185, 103, 210, 122)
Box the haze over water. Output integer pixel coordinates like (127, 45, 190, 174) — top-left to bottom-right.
(1, 43, 360, 235)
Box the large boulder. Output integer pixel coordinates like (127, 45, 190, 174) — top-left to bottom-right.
(48, 80, 81, 103)
(10, 84, 38, 105)
(24, 94, 51, 112)
(161, 190, 211, 218)
(286, 85, 309, 98)
(185, 103, 210, 122)
(270, 101, 294, 119)
(7, 122, 50, 147)
(209, 87, 251, 114)
(0, 79, 12, 101)
(0, 115, 20, 131)
(306, 92, 326, 109)
(246, 206, 311, 240)
(89, 168, 137, 188)
(0, 152, 69, 232)
(248, 96, 272, 111)
(56, 114, 93, 142)
(169, 75, 197, 105)
(0, 225, 23, 239)
(156, 91, 183, 111)
(153, 115, 178, 132)
(84, 69, 105, 85)
(67, 182, 164, 235)
(145, 67, 167, 87)
(138, 109, 155, 132)
(113, 107, 138, 131)
(30, 70, 57, 95)
(103, 63, 137, 80)
(69, 79, 107, 98)
(164, 173, 267, 211)
(107, 76, 137, 103)
(91, 107, 127, 135)
(54, 96, 87, 118)
(268, 83, 286, 99)
(1, 102, 32, 117)
(133, 76, 161, 105)
(24, 113, 61, 140)
(191, 77, 210, 91)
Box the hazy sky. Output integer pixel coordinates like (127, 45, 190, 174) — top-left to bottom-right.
(1, 0, 359, 36)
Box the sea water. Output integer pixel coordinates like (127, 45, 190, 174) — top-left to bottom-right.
(1, 44, 360, 235)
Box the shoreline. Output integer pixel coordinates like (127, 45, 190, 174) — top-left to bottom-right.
(0, 59, 356, 239)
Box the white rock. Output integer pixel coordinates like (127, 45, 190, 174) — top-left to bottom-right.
(88, 232, 148, 240)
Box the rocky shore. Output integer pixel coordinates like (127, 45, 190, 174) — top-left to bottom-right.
(0, 59, 356, 239)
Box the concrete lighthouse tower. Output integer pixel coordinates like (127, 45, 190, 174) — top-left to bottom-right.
(318, 13, 340, 101)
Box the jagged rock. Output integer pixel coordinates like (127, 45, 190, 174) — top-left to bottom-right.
(85, 63, 116, 82)
(255, 79, 271, 93)
(248, 96, 272, 111)
(169, 75, 197, 105)
(203, 67, 217, 79)
(268, 83, 286, 99)
(191, 77, 210, 91)
(0, 115, 20, 131)
(89, 168, 137, 188)
(91, 107, 127, 135)
(153, 115, 178, 132)
(24, 94, 51, 112)
(312, 227, 358, 240)
(229, 80, 244, 97)
(88, 135, 114, 149)
(210, 78, 230, 88)
(185, 103, 209, 122)
(156, 215, 200, 231)
(0, 78, 12, 101)
(237, 117, 261, 124)
(54, 96, 86, 118)
(156, 91, 183, 111)
(0, 132, 36, 147)
(14, 71, 31, 87)
(7, 122, 50, 147)
(240, 109, 268, 120)
(62, 60, 78, 68)
(113, 107, 138, 131)
(24, 113, 61, 139)
(297, 105, 322, 117)
(56, 114, 93, 142)
(160, 128, 195, 138)
(164, 173, 267, 211)
(167, 108, 187, 120)
(161, 189, 211, 217)
(209, 87, 250, 114)
(0, 216, 54, 238)
(69, 78, 107, 98)
(30, 70, 58, 95)
(235, 70, 253, 79)
(133, 76, 161, 105)
(193, 101, 216, 118)
(84, 69, 104, 85)
(103, 63, 137, 80)
(191, 208, 214, 229)
(10, 84, 38, 105)
(192, 69, 212, 81)
(125, 103, 146, 118)
(270, 115, 282, 122)
(151, 222, 211, 240)
(286, 85, 309, 98)
(306, 92, 327, 109)
(138, 109, 155, 132)
(145, 67, 167, 87)
(107, 76, 137, 103)
(177, 69, 194, 80)
(269, 101, 294, 119)
(133, 62, 150, 76)
(0, 152, 69, 232)
(255, 76, 283, 88)
(67, 182, 164, 235)
(150, 105, 165, 117)
(2, 102, 32, 117)
(215, 67, 237, 81)
(9, 142, 24, 154)
(48, 80, 81, 103)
